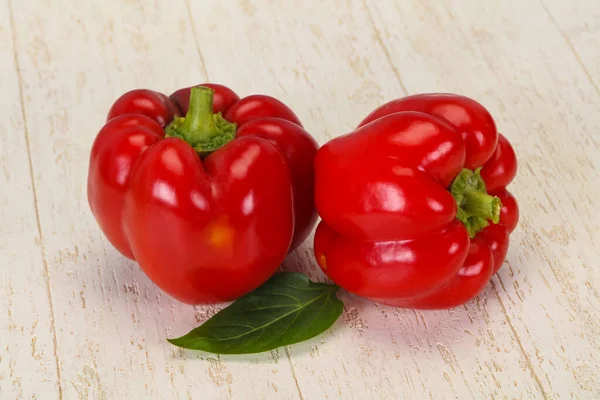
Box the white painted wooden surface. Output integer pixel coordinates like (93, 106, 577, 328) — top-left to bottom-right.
(1, 0, 599, 398)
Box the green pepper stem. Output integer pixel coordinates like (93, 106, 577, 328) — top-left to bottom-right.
(183, 87, 219, 143)
(449, 168, 503, 238)
(165, 86, 236, 155)
(462, 191, 501, 224)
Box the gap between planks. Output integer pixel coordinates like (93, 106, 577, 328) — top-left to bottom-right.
(538, 0, 600, 97)
(183, 0, 210, 80)
(361, 0, 409, 95)
(492, 279, 549, 399)
(7, 0, 63, 398)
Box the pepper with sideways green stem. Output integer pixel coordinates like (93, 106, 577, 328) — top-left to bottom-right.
(314, 93, 519, 310)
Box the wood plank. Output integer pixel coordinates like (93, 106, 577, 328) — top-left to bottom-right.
(365, 0, 600, 397)
(11, 0, 301, 398)
(0, 1, 60, 397)
(3, 0, 599, 398)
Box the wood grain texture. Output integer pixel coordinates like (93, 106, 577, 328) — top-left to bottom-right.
(1, 0, 599, 399)
(539, 0, 600, 96)
(0, 1, 61, 397)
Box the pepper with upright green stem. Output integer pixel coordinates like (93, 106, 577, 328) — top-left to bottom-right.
(166, 86, 237, 156)
(91, 82, 319, 305)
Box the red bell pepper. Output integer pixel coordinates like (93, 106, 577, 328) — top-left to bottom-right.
(88, 85, 318, 304)
(313, 94, 518, 309)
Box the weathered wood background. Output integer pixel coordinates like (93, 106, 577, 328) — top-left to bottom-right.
(1, 0, 599, 398)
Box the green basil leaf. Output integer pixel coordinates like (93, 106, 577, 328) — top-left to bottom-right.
(167, 273, 343, 354)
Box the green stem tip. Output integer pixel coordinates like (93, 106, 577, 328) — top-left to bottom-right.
(165, 86, 236, 155)
(450, 168, 502, 238)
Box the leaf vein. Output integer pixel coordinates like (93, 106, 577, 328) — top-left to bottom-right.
(184, 292, 329, 344)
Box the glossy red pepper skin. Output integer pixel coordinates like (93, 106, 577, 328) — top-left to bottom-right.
(88, 84, 318, 304)
(359, 94, 498, 170)
(107, 89, 180, 128)
(314, 94, 518, 310)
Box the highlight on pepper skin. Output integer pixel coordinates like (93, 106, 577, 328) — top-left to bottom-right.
(314, 93, 518, 310)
